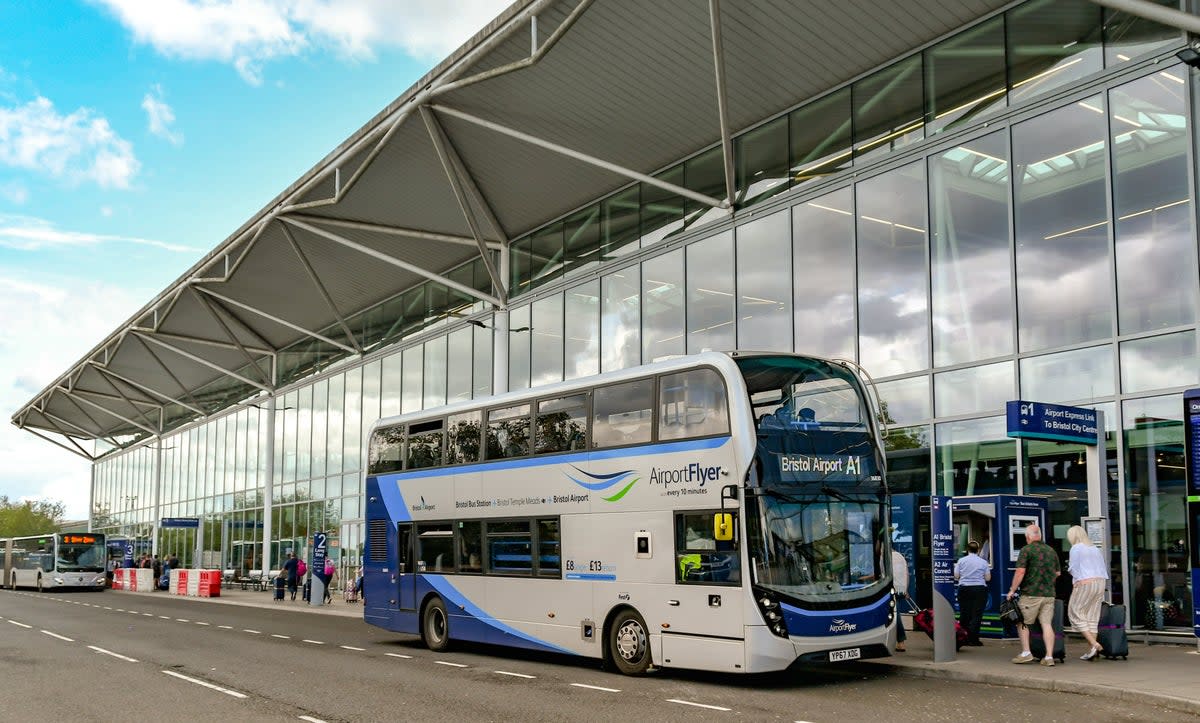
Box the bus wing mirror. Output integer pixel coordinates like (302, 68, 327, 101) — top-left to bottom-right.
(713, 513, 733, 542)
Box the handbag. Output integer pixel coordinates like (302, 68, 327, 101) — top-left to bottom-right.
(999, 595, 1021, 625)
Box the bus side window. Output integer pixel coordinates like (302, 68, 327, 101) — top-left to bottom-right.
(592, 378, 653, 448)
(674, 512, 740, 585)
(658, 368, 729, 441)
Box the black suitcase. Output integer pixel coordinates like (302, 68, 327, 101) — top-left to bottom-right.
(302, 578, 311, 602)
(273, 576, 285, 601)
(1097, 602, 1128, 660)
(1027, 598, 1066, 663)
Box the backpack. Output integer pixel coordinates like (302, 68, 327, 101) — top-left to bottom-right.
(297, 559, 308, 578)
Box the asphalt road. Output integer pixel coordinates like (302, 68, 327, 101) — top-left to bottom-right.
(0, 589, 1192, 722)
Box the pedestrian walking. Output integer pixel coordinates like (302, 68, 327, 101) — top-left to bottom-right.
(282, 552, 300, 601)
(1006, 524, 1061, 666)
(1066, 525, 1108, 661)
(954, 540, 990, 646)
(891, 548, 909, 652)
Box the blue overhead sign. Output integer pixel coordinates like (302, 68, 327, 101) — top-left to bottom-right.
(1006, 400, 1100, 445)
(160, 517, 200, 528)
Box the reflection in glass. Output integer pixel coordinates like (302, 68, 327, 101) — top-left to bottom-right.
(642, 250, 684, 363)
(925, 16, 1007, 135)
(686, 231, 735, 354)
(531, 293, 564, 388)
(1122, 394, 1189, 629)
(563, 204, 601, 278)
(736, 210, 791, 352)
(935, 416, 1016, 496)
(380, 353, 402, 418)
(423, 336, 447, 409)
(857, 162, 928, 375)
(641, 165, 686, 247)
(535, 394, 587, 454)
(1120, 331, 1198, 394)
(446, 327, 472, 403)
(564, 281, 599, 380)
(344, 367, 362, 472)
(487, 404, 531, 460)
(854, 56, 924, 163)
(472, 322, 492, 398)
(328, 373, 344, 474)
(601, 268, 640, 372)
(1014, 97, 1111, 351)
(592, 378, 654, 448)
(529, 222, 564, 291)
(934, 361, 1013, 418)
(401, 345, 422, 414)
(885, 425, 930, 495)
(684, 146, 727, 229)
(790, 86, 852, 188)
(735, 115, 789, 208)
(1007, 0, 1103, 105)
(930, 131, 1012, 366)
(602, 186, 640, 262)
(875, 376, 930, 426)
(1020, 345, 1114, 403)
(1111, 70, 1195, 334)
(1103, 2, 1180, 67)
(508, 305, 531, 392)
(793, 188, 855, 360)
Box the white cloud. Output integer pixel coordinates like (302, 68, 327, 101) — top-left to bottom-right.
(95, 0, 510, 84)
(0, 96, 140, 189)
(0, 276, 149, 519)
(141, 84, 183, 144)
(0, 181, 28, 204)
(0, 213, 198, 253)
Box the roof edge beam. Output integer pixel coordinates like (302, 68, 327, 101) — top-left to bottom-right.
(278, 223, 364, 353)
(285, 214, 503, 251)
(125, 328, 274, 357)
(189, 287, 275, 384)
(18, 426, 96, 461)
(709, 0, 736, 213)
(429, 104, 728, 210)
(33, 408, 118, 449)
(190, 286, 358, 355)
(60, 386, 160, 436)
(1087, 0, 1200, 34)
(280, 216, 503, 308)
(420, 105, 508, 304)
(132, 330, 273, 393)
(132, 334, 215, 412)
(433, 0, 597, 97)
(89, 362, 207, 417)
(74, 387, 161, 411)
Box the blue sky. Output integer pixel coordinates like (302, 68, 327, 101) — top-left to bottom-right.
(0, 0, 509, 519)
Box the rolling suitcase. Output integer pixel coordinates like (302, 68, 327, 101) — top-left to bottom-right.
(1097, 602, 1128, 660)
(1028, 598, 1066, 663)
(273, 576, 285, 601)
(302, 578, 311, 602)
(912, 607, 969, 650)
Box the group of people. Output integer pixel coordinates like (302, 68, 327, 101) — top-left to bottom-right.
(894, 523, 1110, 664)
(278, 553, 364, 604)
(106, 553, 180, 589)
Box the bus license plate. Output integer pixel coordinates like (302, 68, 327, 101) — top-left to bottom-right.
(829, 648, 860, 662)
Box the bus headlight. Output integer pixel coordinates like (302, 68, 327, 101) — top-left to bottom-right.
(53, 576, 65, 585)
(755, 592, 789, 639)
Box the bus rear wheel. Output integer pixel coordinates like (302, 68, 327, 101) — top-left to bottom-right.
(422, 597, 451, 652)
(608, 608, 651, 676)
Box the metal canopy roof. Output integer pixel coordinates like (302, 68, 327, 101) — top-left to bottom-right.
(13, 0, 1017, 459)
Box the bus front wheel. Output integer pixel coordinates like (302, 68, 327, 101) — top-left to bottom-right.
(422, 597, 451, 652)
(608, 608, 651, 676)
(36, 575, 43, 593)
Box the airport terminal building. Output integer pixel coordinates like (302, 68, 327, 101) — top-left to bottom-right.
(13, 0, 1199, 633)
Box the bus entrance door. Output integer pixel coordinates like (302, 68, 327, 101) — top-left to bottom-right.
(397, 523, 417, 611)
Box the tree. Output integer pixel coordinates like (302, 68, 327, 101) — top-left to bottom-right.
(0, 496, 66, 537)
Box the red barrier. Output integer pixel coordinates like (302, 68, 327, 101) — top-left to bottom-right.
(198, 570, 221, 597)
(176, 569, 189, 595)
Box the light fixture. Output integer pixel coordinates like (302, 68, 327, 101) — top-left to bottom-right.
(1176, 37, 1200, 68)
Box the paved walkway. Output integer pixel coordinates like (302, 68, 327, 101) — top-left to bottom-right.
(117, 585, 1200, 715)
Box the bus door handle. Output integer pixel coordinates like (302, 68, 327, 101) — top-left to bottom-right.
(667, 600, 680, 606)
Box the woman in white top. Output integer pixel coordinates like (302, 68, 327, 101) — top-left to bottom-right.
(891, 549, 909, 652)
(1066, 525, 1108, 660)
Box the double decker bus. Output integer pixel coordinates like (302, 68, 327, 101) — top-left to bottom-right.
(3, 532, 108, 592)
(363, 351, 895, 674)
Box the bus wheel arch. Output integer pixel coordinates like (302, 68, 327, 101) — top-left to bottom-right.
(36, 574, 43, 593)
(604, 605, 652, 676)
(420, 594, 451, 652)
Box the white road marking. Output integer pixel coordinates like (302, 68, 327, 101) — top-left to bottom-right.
(195, 622, 210, 626)
(494, 670, 535, 679)
(272, 634, 291, 639)
(243, 629, 261, 634)
(571, 683, 620, 693)
(116, 608, 125, 612)
(298, 717, 327, 723)
(8, 620, 32, 629)
(218, 625, 233, 629)
(161, 670, 247, 699)
(89, 645, 138, 662)
(385, 653, 412, 659)
(103, 606, 112, 610)
(176, 618, 190, 623)
(302, 639, 324, 645)
(667, 699, 731, 711)
(340, 645, 365, 651)
(159, 616, 171, 620)
(142, 613, 153, 617)
(40, 630, 74, 642)
(435, 661, 467, 668)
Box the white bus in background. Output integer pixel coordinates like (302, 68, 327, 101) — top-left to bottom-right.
(363, 351, 896, 675)
(3, 532, 108, 592)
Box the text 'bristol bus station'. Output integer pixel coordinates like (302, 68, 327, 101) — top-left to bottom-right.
(8, 0, 1200, 680)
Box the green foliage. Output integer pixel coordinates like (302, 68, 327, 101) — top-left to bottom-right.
(0, 496, 66, 537)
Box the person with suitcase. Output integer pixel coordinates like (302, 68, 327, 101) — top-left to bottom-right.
(1066, 525, 1109, 660)
(1005, 523, 1061, 666)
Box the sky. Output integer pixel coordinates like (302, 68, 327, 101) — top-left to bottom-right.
(0, 0, 510, 520)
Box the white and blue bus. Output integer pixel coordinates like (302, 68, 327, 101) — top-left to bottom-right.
(3, 532, 108, 592)
(363, 351, 896, 674)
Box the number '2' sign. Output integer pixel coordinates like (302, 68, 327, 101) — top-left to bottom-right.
(312, 532, 327, 569)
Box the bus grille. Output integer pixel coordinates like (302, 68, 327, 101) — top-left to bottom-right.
(368, 519, 389, 562)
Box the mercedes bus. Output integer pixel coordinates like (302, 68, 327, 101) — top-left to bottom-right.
(3, 532, 108, 591)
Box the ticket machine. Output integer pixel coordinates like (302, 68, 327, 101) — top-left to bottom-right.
(950, 494, 1048, 638)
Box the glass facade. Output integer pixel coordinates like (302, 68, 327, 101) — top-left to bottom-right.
(93, 1, 1194, 630)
